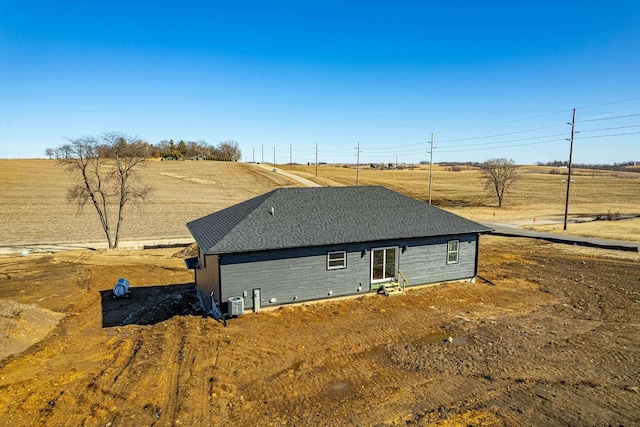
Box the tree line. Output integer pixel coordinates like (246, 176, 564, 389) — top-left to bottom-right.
(535, 160, 639, 170)
(152, 139, 241, 161)
(46, 138, 241, 162)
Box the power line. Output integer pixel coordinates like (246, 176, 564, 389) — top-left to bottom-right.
(360, 133, 566, 155)
(328, 123, 638, 159)
(320, 146, 360, 153)
(576, 131, 640, 139)
(361, 150, 426, 158)
(352, 121, 568, 153)
(577, 124, 640, 133)
(437, 132, 568, 148)
(362, 140, 428, 152)
(362, 146, 428, 155)
(430, 108, 638, 148)
(435, 109, 572, 134)
(246, 96, 640, 162)
(576, 113, 640, 123)
(363, 121, 639, 155)
(436, 138, 565, 153)
(433, 95, 640, 135)
(576, 96, 640, 110)
(437, 123, 566, 143)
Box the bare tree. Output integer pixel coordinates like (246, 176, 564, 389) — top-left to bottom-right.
(481, 158, 518, 208)
(186, 141, 200, 158)
(56, 132, 152, 249)
(54, 144, 73, 159)
(219, 141, 242, 161)
(44, 148, 54, 159)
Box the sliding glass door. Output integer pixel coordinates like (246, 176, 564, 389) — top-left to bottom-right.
(371, 247, 398, 284)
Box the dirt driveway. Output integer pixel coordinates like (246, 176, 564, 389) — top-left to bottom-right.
(0, 237, 638, 426)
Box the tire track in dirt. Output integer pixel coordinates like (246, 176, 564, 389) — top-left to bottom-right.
(163, 334, 190, 423)
(145, 319, 214, 425)
(184, 328, 218, 425)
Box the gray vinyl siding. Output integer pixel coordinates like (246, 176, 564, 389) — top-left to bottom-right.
(398, 234, 477, 285)
(219, 243, 371, 310)
(216, 234, 478, 311)
(195, 251, 221, 312)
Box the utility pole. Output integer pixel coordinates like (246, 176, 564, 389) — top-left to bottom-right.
(315, 143, 318, 177)
(395, 155, 398, 168)
(289, 144, 292, 170)
(252, 147, 255, 163)
(273, 145, 276, 167)
(428, 133, 434, 204)
(261, 144, 264, 163)
(356, 141, 361, 186)
(563, 109, 576, 230)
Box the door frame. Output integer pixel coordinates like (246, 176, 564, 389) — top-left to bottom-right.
(370, 246, 399, 288)
(252, 288, 261, 312)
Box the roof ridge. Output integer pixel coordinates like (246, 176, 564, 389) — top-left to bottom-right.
(186, 189, 278, 252)
(204, 189, 280, 252)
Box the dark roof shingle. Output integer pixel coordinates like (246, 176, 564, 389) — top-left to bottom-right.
(187, 186, 491, 254)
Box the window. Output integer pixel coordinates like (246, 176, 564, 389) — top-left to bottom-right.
(447, 240, 459, 264)
(327, 251, 347, 270)
(371, 247, 397, 282)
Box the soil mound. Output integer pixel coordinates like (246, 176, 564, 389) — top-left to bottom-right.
(173, 243, 198, 258)
(0, 300, 64, 361)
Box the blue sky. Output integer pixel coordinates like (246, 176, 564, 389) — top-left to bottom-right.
(1, 1, 639, 164)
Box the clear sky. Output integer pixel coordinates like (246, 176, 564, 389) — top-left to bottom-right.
(1, 1, 639, 165)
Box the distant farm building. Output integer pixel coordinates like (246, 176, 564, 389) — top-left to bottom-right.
(186, 186, 491, 314)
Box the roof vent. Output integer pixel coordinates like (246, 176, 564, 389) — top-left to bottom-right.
(270, 206, 275, 215)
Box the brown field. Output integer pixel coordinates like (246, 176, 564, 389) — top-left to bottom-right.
(532, 217, 640, 242)
(0, 159, 297, 246)
(287, 164, 640, 242)
(0, 236, 638, 425)
(1, 160, 638, 246)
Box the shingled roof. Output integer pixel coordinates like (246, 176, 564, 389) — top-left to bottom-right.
(187, 186, 491, 255)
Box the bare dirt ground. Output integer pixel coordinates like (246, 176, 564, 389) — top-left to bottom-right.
(0, 236, 638, 426)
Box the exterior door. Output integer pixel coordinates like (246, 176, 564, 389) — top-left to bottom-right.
(253, 288, 261, 312)
(371, 247, 398, 289)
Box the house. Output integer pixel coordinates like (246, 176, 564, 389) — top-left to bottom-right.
(186, 186, 491, 314)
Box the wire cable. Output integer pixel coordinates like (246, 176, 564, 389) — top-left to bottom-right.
(577, 124, 640, 133)
(437, 123, 567, 143)
(437, 138, 566, 153)
(435, 110, 572, 134)
(576, 131, 640, 139)
(437, 132, 568, 148)
(434, 96, 640, 135)
(576, 96, 640, 110)
(576, 113, 640, 123)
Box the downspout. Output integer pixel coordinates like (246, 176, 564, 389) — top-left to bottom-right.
(217, 255, 223, 308)
(474, 234, 480, 278)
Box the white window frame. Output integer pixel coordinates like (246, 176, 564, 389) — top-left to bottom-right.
(370, 246, 399, 283)
(447, 240, 459, 264)
(327, 250, 347, 270)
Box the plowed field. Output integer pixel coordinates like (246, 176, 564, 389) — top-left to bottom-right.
(1, 236, 638, 426)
